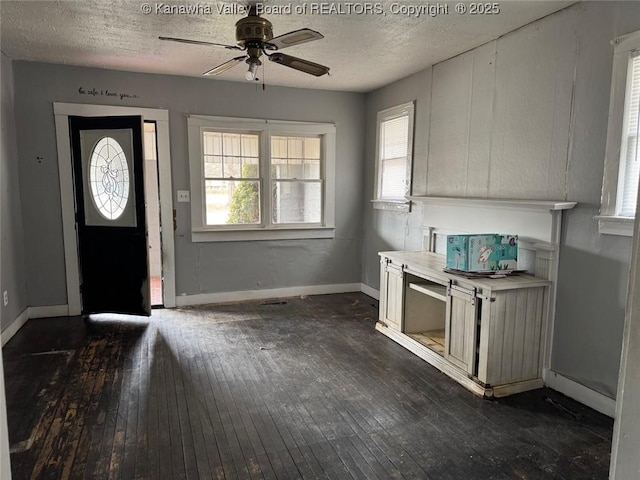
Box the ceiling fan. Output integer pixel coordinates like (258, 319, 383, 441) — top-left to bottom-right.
(159, 5, 330, 81)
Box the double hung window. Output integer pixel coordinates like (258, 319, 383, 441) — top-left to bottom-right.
(373, 102, 415, 211)
(599, 30, 640, 236)
(188, 116, 336, 241)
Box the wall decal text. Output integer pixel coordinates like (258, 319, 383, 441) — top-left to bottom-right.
(78, 87, 140, 101)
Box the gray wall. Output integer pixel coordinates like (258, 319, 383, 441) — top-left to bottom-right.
(1, 52, 28, 331)
(361, 68, 432, 286)
(1, 49, 22, 480)
(361, 2, 640, 398)
(12, 62, 365, 305)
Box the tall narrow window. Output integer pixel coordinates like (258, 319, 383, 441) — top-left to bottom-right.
(617, 52, 640, 217)
(599, 30, 640, 236)
(374, 102, 415, 206)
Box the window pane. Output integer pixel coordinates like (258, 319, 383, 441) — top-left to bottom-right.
(620, 136, 639, 216)
(304, 159, 320, 179)
(223, 134, 241, 156)
(271, 136, 288, 158)
(380, 157, 407, 199)
(203, 132, 259, 179)
(204, 155, 222, 177)
(224, 156, 241, 178)
(271, 135, 322, 180)
(241, 158, 259, 178)
(288, 137, 303, 158)
(377, 106, 413, 201)
(381, 116, 409, 160)
(242, 135, 259, 157)
(271, 158, 288, 179)
(272, 181, 321, 224)
(304, 138, 320, 159)
(205, 179, 260, 225)
(288, 159, 304, 179)
(89, 137, 130, 221)
(619, 54, 640, 216)
(203, 132, 222, 156)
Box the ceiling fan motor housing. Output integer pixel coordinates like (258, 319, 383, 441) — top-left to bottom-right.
(235, 15, 274, 48)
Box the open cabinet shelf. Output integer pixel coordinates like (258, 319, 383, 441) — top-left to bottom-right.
(409, 282, 447, 302)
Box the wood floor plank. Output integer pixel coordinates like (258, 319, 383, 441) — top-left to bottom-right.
(90, 337, 126, 478)
(70, 340, 113, 478)
(57, 340, 109, 479)
(3, 293, 614, 480)
(181, 353, 215, 480)
(163, 336, 188, 480)
(133, 330, 150, 479)
(154, 332, 176, 480)
(109, 348, 137, 480)
(170, 332, 200, 480)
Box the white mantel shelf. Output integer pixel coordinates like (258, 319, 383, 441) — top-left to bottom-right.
(409, 194, 577, 389)
(407, 196, 577, 212)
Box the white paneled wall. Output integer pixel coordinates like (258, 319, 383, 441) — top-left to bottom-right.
(489, 12, 577, 199)
(426, 7, 579, 200)
(466, 44, 496, 198)
(428, 43, 496, 197)
(428, 51, 475, 196)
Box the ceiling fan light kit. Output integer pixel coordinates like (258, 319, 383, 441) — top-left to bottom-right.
(245, 57, 262, 81)
(160, 6, 330, 82)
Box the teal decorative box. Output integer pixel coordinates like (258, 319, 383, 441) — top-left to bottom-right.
(446, 234, 518, 272)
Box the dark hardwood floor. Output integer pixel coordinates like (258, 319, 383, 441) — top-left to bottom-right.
(3, 293, 613, 479)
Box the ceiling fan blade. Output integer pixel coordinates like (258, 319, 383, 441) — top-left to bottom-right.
(159, 36, 242, 50)
(265, 29, 324, 50)
(268, 53, 330, 77)
(203, 56, 247, 76)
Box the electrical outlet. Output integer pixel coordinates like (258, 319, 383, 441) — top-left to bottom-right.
(177, 190, 190, 203)
(3, 291, 8, 307)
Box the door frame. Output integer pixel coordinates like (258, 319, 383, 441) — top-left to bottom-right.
(54, 103, 176, 314)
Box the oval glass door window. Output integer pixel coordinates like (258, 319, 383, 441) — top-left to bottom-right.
(89, 137, 130, 220)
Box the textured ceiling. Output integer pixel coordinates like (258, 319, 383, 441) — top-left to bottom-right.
(0, 0, 574, 92)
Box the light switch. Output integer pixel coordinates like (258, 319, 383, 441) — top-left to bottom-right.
(177, 190, 190, 202)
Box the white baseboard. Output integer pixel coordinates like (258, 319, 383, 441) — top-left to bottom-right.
(28, 305, 69, 319)
(175, 283, 362, 307)
(360, 283, 379, 300)
(1, 305, 70, 346)
(1, 308, 29, 346)
(544, 369, 616, 418)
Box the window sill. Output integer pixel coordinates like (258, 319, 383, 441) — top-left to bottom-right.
(595, 215, 635, 237)
(371, 199, 410, 212)
(191, 226, 336, 242)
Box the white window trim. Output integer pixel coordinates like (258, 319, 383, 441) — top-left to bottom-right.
(599, 30, 640, 236)
(187, 115, 336, 242)
(372, 101, 415, 212)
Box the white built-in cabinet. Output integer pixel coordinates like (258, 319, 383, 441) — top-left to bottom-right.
(377, 251, 550, 398)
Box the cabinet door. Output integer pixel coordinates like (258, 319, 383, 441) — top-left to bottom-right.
(379, 260, 403, 331)
(445, 285, 478, 374)
(477, 286, 546, 386)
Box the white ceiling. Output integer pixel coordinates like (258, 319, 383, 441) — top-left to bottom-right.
(0, 0, 574, 92)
